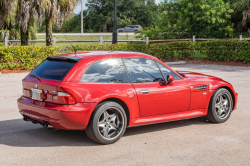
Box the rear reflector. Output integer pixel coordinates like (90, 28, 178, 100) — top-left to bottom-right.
(52, 92, 76, 105)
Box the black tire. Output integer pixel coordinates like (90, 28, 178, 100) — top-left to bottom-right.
(119, 30, 123, 32)
(85, 101, 127, 144)
(206, 88, 233, 123)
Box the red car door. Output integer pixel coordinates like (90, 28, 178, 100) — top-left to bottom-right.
(123, 58, 191, 117)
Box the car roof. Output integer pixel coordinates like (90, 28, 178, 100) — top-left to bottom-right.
(58, 51, 155, 60)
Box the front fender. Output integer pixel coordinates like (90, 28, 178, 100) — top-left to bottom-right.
(209, 80, 238, 110)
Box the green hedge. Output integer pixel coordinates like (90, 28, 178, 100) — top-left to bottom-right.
(0, 46, 60, 70)
(69, 42, 195, 60)
(0, 41, 249, 70)
(197, 41, 250, 63)
(70, 41, 250, 64)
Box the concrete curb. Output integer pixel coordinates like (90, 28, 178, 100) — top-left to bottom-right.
(165, 61, 186, 65)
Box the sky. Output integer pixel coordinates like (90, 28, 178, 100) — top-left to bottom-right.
(73, 0, 164, 14)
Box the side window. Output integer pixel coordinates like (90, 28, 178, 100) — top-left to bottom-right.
(123, 58, 164, 83)
(125, 26, 130, 28)
(157, 62, 181, 81)
(81, 59, 129, 83)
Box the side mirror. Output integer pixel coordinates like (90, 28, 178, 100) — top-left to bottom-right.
(167, 75, 174, 84)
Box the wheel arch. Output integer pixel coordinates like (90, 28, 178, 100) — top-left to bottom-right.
(99, 98, 130, 126)
(210, 86, 236, 110)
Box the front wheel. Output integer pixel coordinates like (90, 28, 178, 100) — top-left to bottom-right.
(85, 101, 127, 144)
(206, 88, 233, 123)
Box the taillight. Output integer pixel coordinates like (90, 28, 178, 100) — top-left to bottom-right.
(52, 92, 76, 105)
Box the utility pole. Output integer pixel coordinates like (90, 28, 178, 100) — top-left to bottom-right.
(81, 0, 83, 33)
(112, 0, 117, 44)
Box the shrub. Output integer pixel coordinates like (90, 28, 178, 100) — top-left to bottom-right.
(69, 41, 250, 64)
(0, 46, 60, 70)
(0, 40, 249, 71)
(68, 42, 195, 60)
(197, 41, 250, 63)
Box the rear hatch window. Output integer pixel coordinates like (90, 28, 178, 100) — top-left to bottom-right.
(28, 57, 78, 81)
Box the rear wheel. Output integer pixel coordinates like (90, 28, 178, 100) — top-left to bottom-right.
(206, 88, 233, 123)
(119, 30, 123, 32)
(85, 101, 127, 144)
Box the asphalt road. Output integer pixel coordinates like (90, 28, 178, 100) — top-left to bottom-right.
(0, 64, 249, 166)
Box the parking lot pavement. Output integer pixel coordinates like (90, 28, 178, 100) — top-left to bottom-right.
(0, 64, 249, 166)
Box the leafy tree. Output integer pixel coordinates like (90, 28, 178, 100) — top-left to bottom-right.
(137, 0, 234, 39)
(85, 0, 159, 32)
(158, 0, 234, 38)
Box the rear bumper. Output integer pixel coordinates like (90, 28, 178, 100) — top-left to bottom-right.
(17, 96, 97, 130)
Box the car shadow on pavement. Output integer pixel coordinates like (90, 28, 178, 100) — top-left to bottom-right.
(0, 117, 208, 147)
(124, 117, 207, 137)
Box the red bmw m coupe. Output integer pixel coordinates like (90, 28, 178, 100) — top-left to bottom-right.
(17, 51, 238, 144)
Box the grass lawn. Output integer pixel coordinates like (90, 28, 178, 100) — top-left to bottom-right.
(35, 35, 137, 48)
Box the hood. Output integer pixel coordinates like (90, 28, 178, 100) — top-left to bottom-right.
(177, 71, 223, 81)
(177, 71, 233, 90)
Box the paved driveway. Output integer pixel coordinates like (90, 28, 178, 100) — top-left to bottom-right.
(0, 64, 249, 166)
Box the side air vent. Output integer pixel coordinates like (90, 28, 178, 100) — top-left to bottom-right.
(195, 85, 207, 90)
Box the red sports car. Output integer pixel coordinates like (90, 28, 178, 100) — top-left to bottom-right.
(17, 51, 238, 144)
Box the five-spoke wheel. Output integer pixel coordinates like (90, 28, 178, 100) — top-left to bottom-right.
(85, 101, 127, 144)
(207, 88, 233, 123)
(98, 108, 124, 139)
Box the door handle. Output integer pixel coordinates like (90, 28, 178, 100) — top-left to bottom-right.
(140, 90, 150, 94)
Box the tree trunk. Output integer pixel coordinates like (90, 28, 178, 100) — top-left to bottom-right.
(45, 11, 53, 46)
(20, 26, 29, 46)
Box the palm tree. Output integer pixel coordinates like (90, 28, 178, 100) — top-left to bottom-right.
(17, 0, 44, 45)
(0, 0, 43, 45)
(232, 0, 250, 32)
(232, 0, 250, 12)
(0, 0, 18, 40)
(40, 0, 80, 46)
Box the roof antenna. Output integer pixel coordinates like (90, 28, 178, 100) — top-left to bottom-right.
(62, 32, 78, 55)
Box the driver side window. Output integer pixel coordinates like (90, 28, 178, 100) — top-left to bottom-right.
(123, 58, 164, 83)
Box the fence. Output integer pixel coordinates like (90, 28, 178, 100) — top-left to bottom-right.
(1, 35, 250, 46)
(1, 36, 149, 46)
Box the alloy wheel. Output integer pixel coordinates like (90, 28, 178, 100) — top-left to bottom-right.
(215, 93, 231, 119)
(97, 107, 125, 140)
